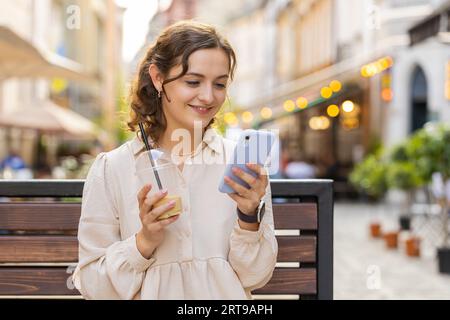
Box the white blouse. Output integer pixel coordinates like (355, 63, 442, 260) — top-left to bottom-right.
(72, 128, 278, 300)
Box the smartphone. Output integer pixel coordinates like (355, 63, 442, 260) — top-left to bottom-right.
(219, 129, 276, 194)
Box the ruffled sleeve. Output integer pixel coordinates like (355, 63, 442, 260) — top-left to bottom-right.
(72, 153, 156, 300)
(228, 179, 278, 292)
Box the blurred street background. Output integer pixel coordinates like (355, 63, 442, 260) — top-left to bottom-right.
(1, 0, 450, 299)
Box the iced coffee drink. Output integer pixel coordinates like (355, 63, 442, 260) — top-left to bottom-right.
(135, 149, 186, 221)
(154, 194, 182, 220)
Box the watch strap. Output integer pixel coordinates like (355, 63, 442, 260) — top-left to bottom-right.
(237, 207, 259, 223)
(237, 200, 265, 223)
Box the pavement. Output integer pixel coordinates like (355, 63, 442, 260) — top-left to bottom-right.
(334, 201, 450, 300)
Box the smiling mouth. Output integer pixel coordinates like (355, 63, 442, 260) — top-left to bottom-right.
(188, 104, 213, 111)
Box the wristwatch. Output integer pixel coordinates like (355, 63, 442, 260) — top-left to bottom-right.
(237, 199, 266, 223)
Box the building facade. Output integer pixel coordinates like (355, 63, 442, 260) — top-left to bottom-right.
(0, 0, 123, 173)
(226, 0, 372, 181)
(385, 0, 450, 146)
(225, 0, 449, 185)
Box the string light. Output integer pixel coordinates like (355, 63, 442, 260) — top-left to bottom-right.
(342, 100, 355, 113)
(224, 112, 238, 126)
(381, 72, 393, 102)
(381, 88, 393, 101)
(296, 97, 308, 109)
(260, 107, 273, 119)
(327, 104, 340, 117)
(361, 56, 394, 78)
(241, 111, 254, 123)
(283, 100, 296, 112)
(309, 116, 330, 130)
(329, 80, 342, 93)
(342, 118, 360, 130)
(321, 87, 333, 99)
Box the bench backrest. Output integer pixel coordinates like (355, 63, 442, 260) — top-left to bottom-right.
(0, 179, 333, 299)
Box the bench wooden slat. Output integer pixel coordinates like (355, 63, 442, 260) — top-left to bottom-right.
(273, 203, 317, 230)
(0, 203, 81, 231)
(0, 180, 84, 197)
(0, 267, 315, 296)
(0, 202, 317, 231)
(0, 235, 313, 264)
(252, 268, 316, 295)
(0, 267, 80, 295)
(277, 236, 316, 263)
(0, 236, 78, 263)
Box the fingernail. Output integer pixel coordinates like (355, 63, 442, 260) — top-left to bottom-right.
(160, 189, 168, 195)
(169, 200, 176, 206)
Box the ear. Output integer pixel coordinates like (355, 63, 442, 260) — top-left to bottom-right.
(148, 64, 164, 92)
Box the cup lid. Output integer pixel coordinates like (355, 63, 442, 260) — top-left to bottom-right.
(135, 148, 174, 170)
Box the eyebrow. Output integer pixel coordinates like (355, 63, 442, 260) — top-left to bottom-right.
(185, 72, 229, 79)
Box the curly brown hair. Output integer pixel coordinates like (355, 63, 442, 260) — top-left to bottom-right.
(127, 20, 237, 146)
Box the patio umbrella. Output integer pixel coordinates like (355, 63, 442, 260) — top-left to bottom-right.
(0, 25, 95, 83)
(0, 101, 97, 139)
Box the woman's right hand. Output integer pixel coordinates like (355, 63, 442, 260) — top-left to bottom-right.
(136, 184, 179, 259)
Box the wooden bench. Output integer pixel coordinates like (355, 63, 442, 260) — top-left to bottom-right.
(0, 179, 333, 300)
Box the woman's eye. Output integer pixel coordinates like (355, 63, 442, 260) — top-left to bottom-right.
(215, 83, 227, 89)
(185, 81, 200, 86)
(185, 80, 226, 89)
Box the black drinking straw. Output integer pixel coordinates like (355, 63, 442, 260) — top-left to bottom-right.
(138, 123, 163, 190)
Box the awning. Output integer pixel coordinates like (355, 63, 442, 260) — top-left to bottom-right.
(253, 87, 358, 129)
(246, 52, 384, 127)
(0, 26, 95, 83)
(249, 53, 371, 109)
(0, 101, 97, 139)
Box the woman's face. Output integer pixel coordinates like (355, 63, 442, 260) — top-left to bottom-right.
(161, 48, 230, 133)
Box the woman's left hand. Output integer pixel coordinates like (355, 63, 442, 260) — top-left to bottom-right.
(224, 163, 268, 216)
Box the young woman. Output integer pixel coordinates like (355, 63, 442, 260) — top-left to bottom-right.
(73, 20, 277, 300)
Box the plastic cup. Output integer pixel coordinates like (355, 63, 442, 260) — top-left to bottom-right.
(135, 150, 185, 220)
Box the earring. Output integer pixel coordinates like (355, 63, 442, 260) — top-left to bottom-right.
(157, 90, 161, 98)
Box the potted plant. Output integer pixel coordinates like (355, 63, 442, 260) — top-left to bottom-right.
(350, 151, 388, 238)
(407, 123, 450, 273)
(370, 223, 382, 238)
(378, 143, 421, 249)
(405, 236, 421, 257)
(383, 231, 399, 249)
(385, 148, 423, 231)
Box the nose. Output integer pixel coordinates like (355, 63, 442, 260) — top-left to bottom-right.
(198, 84, 214, 105)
